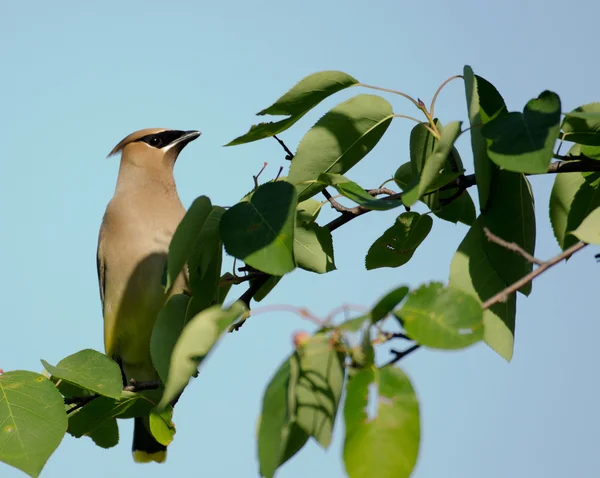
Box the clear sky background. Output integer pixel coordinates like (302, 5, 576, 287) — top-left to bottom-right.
(2, 1, 599, 477)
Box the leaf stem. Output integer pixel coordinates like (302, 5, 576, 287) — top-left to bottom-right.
(358, 83, 422, 110)
(430, 75, 463, 119)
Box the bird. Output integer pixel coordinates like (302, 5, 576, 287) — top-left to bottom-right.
(97, 128, 201, 463)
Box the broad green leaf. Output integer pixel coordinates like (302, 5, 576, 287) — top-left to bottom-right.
(481, 170, 536, 296)
(151, 294, 191, 384)
(288, 94, 394, 201)
(190, 206, 226, 280)
(370, 286, 409, 323)
(463, 66, 507, 210)
(0, 371, 68, 478)
(337, 315, 370, 332)
(409, 121, 464, 189)
(227, 71, 359, 146)
(344, 367, 419, 478)
(481, 91, 561, 174)
(296, 198, 322, 224)
(562, 103, 600, 145)
(294, 334, 345, 448)
(41, 349, 122, 399)
(149, 406, 176, 446)
(317, 173, 403, 210)
(87, 418, 119, 449)
(550, 172, 600, 249)
(394, 161, 475, 226)
(294, 221, 336, 273)
(397, 283, 483, 349)
(450, 220, 516, 361)
(402, 121, 463, 206)
(159, 302, 246, 408)
(164, 196, 212, 291)
(254, 275, 282, 303)
(365, 212, 433, 270)
(571, 206, 600, 244)
(68, 396, 135, 438)
(221, 181, 297, 276)
(186, 245, 223, 318)
(258, 360, 308, 478)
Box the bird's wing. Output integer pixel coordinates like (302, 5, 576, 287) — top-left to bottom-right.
(96, 240, 105, 308)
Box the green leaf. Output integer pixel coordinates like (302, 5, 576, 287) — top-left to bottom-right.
(296, 198, 323, 224)
(190, 206, 226, 281)
(86, 418, 119, 449)
(159, 302, 246, 408)
(227, 71, 359, 146)
(165, 196, 212, 291)
(394, 161, 475, 226)
(258, 360, 307, 478)
(186, 245, 224, 318)
(221, 181, 297, 276)
(397, 283, 483, 349)
(370, 286, 409, 323)
(257, 334, 345, 477)
(294, 221, 336, 273)
(402, 121, 463, 206)
(343, 367, 420, 478)
(463, 66, 507, 210)
(449, 220, 516, 361)
(317, 173, 403, 210)
(480, 170, 536, 296)
(294, 334, 346, 448)
(481, 91, 561, 174)
(365, 212, 433, 270)
(149, 406, 176, 446)
(288, 94, 394, 201)
(337, 315, 370, 332)
(0, 371, 68, 478)
(562, 103, 600, 145)
(68, 396, 136, 438)
(571, 206, 600, 243)
(41, 349, 122, 399)
(150, 294, 191, 384)
(254, 275, 282, 303)
(550, 172, 600, 249)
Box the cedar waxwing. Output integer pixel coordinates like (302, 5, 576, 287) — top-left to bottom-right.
(97, 128, 200, 463)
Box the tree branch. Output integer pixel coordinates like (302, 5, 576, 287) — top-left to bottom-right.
(233, 159, 600, 314)
(64, 379, 162, 414)
(483, 227, 543, 265)
(273, 135, 294, 160)
(481, 241, 587, 309)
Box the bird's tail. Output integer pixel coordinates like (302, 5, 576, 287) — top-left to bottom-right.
(132, 416, 167, 464)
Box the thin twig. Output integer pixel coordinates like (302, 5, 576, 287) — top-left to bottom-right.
(367, 187, 397, 196)
(547, 159, 600, 173)
(322, 189, 359, 214)
(273, 135, 294, 160)
(482, 241, 587, 309)
(483, 227, 544, 265)
(383, 344, 421, 367)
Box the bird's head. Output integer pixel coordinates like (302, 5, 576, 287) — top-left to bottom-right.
(107, 128, 201, 169)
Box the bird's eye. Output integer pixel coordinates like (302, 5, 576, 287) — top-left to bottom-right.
(149, 136, 163, 148)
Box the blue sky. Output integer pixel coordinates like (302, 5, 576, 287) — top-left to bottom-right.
(2, 1, 599, 477)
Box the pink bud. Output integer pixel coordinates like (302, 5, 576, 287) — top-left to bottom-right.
(292, 331, 310, 349)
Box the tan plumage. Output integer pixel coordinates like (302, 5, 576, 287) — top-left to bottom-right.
(97, 128, 200, 463)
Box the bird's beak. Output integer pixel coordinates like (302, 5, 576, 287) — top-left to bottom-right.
(171, 130, 202, 149)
